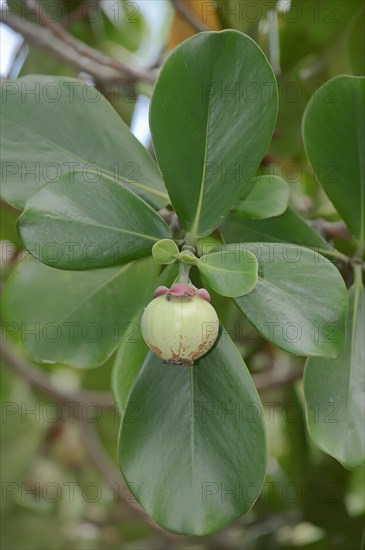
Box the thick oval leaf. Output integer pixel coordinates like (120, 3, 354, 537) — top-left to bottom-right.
(150, 30, 278, 237)
(0, 75, 168, 209)
(233, 175, 290, 220)
(18, 171, 171, 270)
(152, 239, 179, 264)
(197, 249, 258, 297)
(222, 208, 330, 250)
(112, 263, 178, 409)
(1, 255, 160, 369)
(225, 243, 348, 357)
(304, 275, 365, 469)
(303, 75, 365, 244)
(118, 328, 267, 535)
(112, 312, 148, 412)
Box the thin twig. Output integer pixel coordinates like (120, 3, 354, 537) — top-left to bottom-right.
(308, 219, 352, 241)
(254, 366, 303, 392)
(1, 331, 302, 406)
(171, 0, 209, 32)
(0, 333, 183, 540)
(0, 334, 114, 408)
(0, 7, 157, 86)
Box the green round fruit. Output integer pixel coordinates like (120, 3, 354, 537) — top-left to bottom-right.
(141, 293, 219, 366)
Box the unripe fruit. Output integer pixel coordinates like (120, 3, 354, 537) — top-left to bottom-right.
(141, 283, 219, 366)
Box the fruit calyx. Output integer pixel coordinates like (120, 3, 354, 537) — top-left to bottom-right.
(153, 283, 211, 302)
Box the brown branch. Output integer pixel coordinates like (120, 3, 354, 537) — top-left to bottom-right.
(1, 330, 302, 408)
(0, 6, 157, 86)
(171, 0, 209, 33)
(0, 333, 114, 408)
(253, 366, 303, 392)
(308, 219, 352, 241)
(1, 333, 183, 540)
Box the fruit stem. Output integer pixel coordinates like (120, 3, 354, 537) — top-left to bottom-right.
(178, 240, 196, 284)
(178, 259, 192, 284)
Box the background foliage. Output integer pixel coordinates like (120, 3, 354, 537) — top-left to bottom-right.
(1, 1, 364, 548)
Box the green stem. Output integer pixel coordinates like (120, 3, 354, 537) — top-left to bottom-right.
(353, 262, 364, 288)
(314, 247, 350, 264)
(178, 240, 197, 284)
(178, 261, 191, 284)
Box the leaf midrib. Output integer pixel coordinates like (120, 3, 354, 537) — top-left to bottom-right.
(189, 75, 214, 240)
(24, 212, 159, 242)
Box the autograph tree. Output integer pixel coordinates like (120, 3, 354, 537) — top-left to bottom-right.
(1, 30, 364, 535)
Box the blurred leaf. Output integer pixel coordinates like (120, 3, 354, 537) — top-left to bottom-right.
(0, 201, 21, 247)
(197, 249, 258, 297)
(150, 30, 278, 237)
(347, 9, 365, 76)
(1, 508, 65, 550)
(226, 243, 348, 357)
(304, 271, 365, 469)
(233, 175, 289, 219)
(18, 171, 171, 270)
(279, 0, 360, 72)
(0, 376, 48, 491)
(216, 0, 277, 34)
(119, 328, 267, 535)
(280, 387, 309, 486)
(99, 0, 145, 53)
(303, 75, 365, 245)
(2, 256, 160, 369)
(270, 73, 308, 158)
(221, 207, 329, 250)
(0, 76, 167, 209)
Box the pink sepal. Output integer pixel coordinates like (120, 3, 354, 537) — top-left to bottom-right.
(154, 286, 169, 297)
(195, 288, 211, 302)
(168, 283, 195, 297)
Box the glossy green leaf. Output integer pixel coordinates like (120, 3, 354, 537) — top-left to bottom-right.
(112, 312, 148, 412)
(233, 175, 290, 220)
(1, 255, 160, 369)
(304, 272, 365, 469)
(197, 249, 258, 297)
(303, 75, 365, 245)
(112, 263, 178, 409)
(18, 171, 171, 270)
(224, 243, 348, 357)
(221, 208, 329, 250)
(0, 75, 168, 209)
(119, 328, 267, 535)
(150, 30, 278, 237)
(152, 239, 179, 264)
